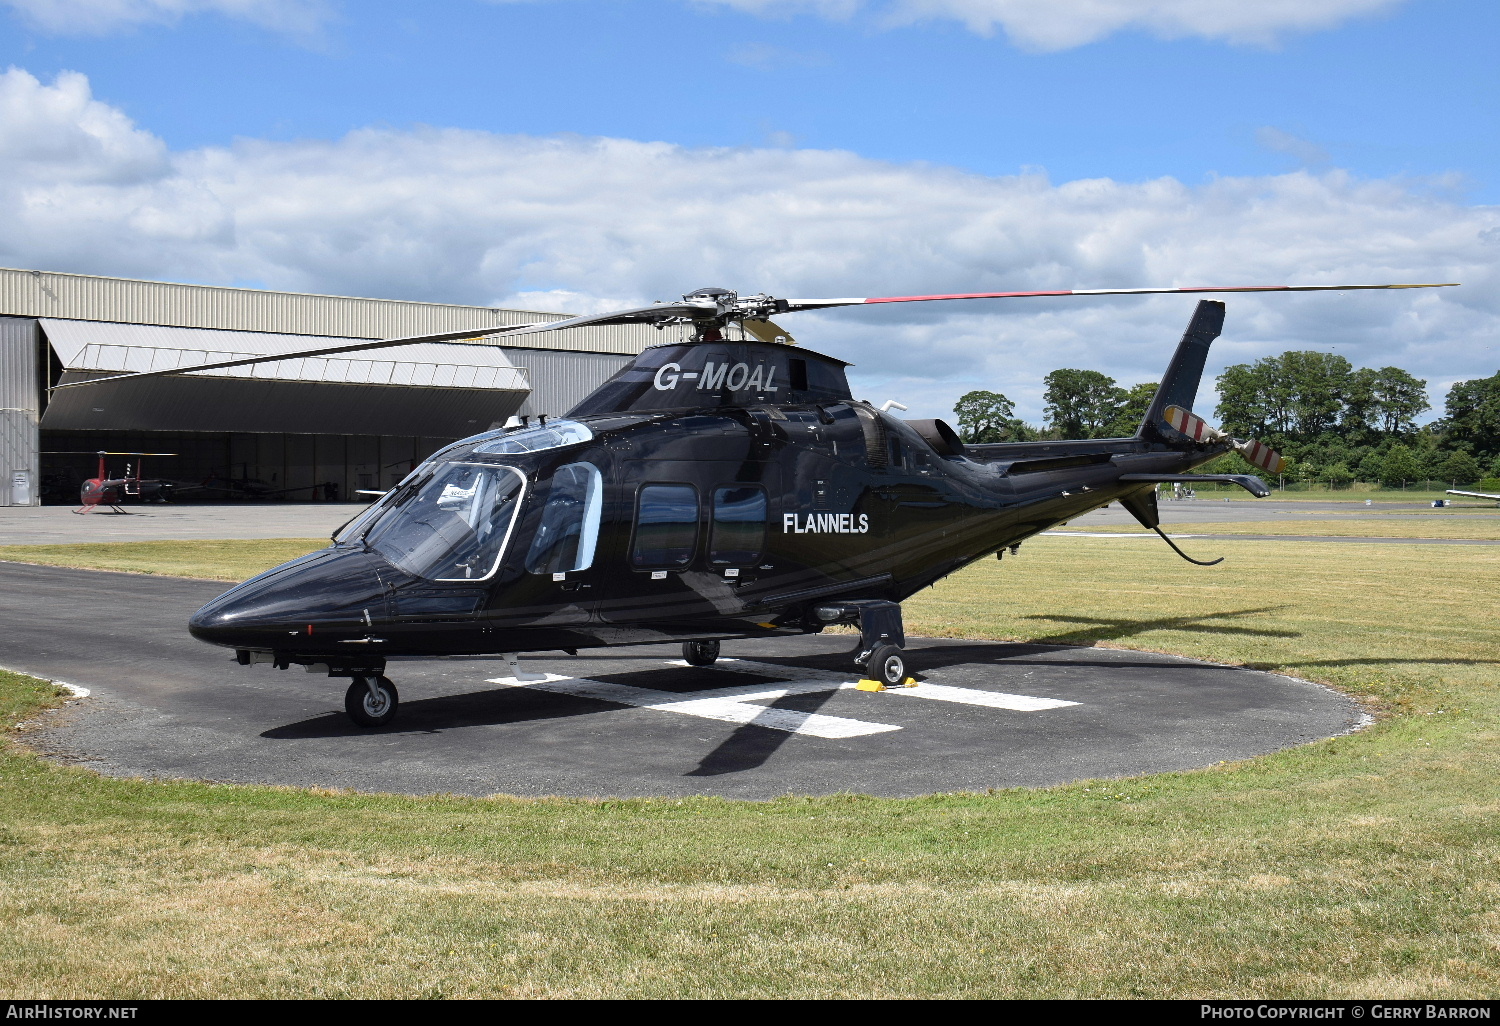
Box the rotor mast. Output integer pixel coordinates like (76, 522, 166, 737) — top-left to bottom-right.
(676, 287, 796, 344)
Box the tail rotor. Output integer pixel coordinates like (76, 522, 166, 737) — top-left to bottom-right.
(1162, 405, 1286, 475)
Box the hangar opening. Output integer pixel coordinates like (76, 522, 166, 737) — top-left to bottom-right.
(0, 268, 653, 505)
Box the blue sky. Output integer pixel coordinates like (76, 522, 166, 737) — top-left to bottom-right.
(0, 0, 1495, 423)
(4, 0, 1495, 198)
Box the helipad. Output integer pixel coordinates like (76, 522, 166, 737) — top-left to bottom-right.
(2, 562, 1363, 798)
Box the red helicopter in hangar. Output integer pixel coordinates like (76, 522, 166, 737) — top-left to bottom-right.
(49, 280, 1456, 727)
(43, 450, 181, 514)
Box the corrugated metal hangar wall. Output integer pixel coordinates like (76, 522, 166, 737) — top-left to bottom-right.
(0, 268, 654, 505)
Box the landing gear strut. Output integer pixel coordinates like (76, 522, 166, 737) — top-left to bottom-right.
(682, 639, 721, 666)
(345, 675, 399, 727)
(813, 598, 910, 684)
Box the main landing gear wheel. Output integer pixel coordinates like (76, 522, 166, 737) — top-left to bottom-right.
(682, 640, 721, 666)
(345, 676, 399, 728)
(864, 644, 906, 686)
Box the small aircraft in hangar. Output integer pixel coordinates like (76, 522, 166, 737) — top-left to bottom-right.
(53, 280, 1457, 725)
(43, 450, 181, 513)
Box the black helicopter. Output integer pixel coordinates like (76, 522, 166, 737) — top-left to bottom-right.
(53, 280, 1454, 726)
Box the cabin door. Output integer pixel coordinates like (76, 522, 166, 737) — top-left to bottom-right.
(595, 459, 776, 626)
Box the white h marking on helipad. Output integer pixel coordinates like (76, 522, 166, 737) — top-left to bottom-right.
(486, 658, 1077, 738)
(683, 659, 1080, 712)
(484, 673, 900, 738)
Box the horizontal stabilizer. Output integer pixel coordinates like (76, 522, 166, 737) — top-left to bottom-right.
(1119, 473, 1272, 498)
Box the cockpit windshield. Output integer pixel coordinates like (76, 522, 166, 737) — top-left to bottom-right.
(473, 419, 592, 455)
(363, 463, 525, 581)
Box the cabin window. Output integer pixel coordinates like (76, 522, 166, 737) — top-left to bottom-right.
(365, 462, 525, 581)
(525, 462, 603, 574)
(632, 484, 699, 568)
(710, 486, 767, 565)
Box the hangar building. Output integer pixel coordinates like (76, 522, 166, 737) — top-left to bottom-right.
(0, 268, 657, 505)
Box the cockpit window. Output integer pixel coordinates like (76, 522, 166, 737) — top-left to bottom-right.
(472, 419, 593, 456)
(364, 463, 525, 581)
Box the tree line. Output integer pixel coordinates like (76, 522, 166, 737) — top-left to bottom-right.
(954, 352, 1500, 487)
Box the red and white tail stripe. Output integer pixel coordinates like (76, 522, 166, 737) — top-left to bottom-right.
(1162, 405, 1225, 443)
(1236, 439, 1287, 475)
(1162, 405, 1287, 474)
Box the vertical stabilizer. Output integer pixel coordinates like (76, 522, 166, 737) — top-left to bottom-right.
(1137, 300, 1224, 439)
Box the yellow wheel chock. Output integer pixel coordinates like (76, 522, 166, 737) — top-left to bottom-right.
(855, 677, 919, 692)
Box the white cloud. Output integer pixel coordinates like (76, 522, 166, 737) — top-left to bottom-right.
(1257, 126, 1331, 167)
(1, 68, 1494, 424)
(1, 0, 331, 36)
(694, 0, 1409, 49)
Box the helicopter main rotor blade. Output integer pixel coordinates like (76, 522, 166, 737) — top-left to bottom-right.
(48, 323, 550, 392)
(491, 302, 709, 337)
(47, 281, 1461, 394)
(781, 282, 1458, 313)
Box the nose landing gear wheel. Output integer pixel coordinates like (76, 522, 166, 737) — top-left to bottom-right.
(345, 676, 399, 727)
(682, 640, 721, 666)
(864, 644, 906, 686)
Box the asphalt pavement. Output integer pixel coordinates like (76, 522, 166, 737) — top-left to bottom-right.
(1, 562, 1363, 799)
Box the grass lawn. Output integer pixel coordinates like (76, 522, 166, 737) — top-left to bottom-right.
(1056, 518, 1500, 540)
(1187, 488, 1477, 503)
(0, 539, 325, 581)
(1, 536, 1498, 998)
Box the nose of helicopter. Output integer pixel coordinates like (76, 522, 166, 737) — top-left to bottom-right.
(189, 545, 389, 648)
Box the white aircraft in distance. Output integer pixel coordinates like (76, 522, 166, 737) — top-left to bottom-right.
(1447, 488, 1500, 505)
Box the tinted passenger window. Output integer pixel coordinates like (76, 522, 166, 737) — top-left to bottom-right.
(710, 486, 767, 565)
(632, 484, 699, 567)
(525, 462, 603, 574)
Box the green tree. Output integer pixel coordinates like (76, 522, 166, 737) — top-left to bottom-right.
(1323, 462, 1353, 487)
(1369, 367, 1429, 434)
(1436, 450, 1483, 485)
(1380, 444, 1423, 487)
(1043, 369, 1127, 438)
(1343, 367, 1380, 434)
(1001, 418, 1041, 442)
(1356, 450, 1385, 483)
(1444, 371, 1500, 454)
(1200, 450, 1255, 476)
(952, 390, 1017, 443)
(1101, 382, 1158, 438)
(1218, 353, 1429, 443)
(1215, 362, 1269, 438)
(1281, 351, 1353, 436)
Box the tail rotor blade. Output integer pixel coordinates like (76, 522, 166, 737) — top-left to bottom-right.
(1235, 439, 1287, 475)
(1162, 405, 1227, 443)
(1161, 405, 1286, 474)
